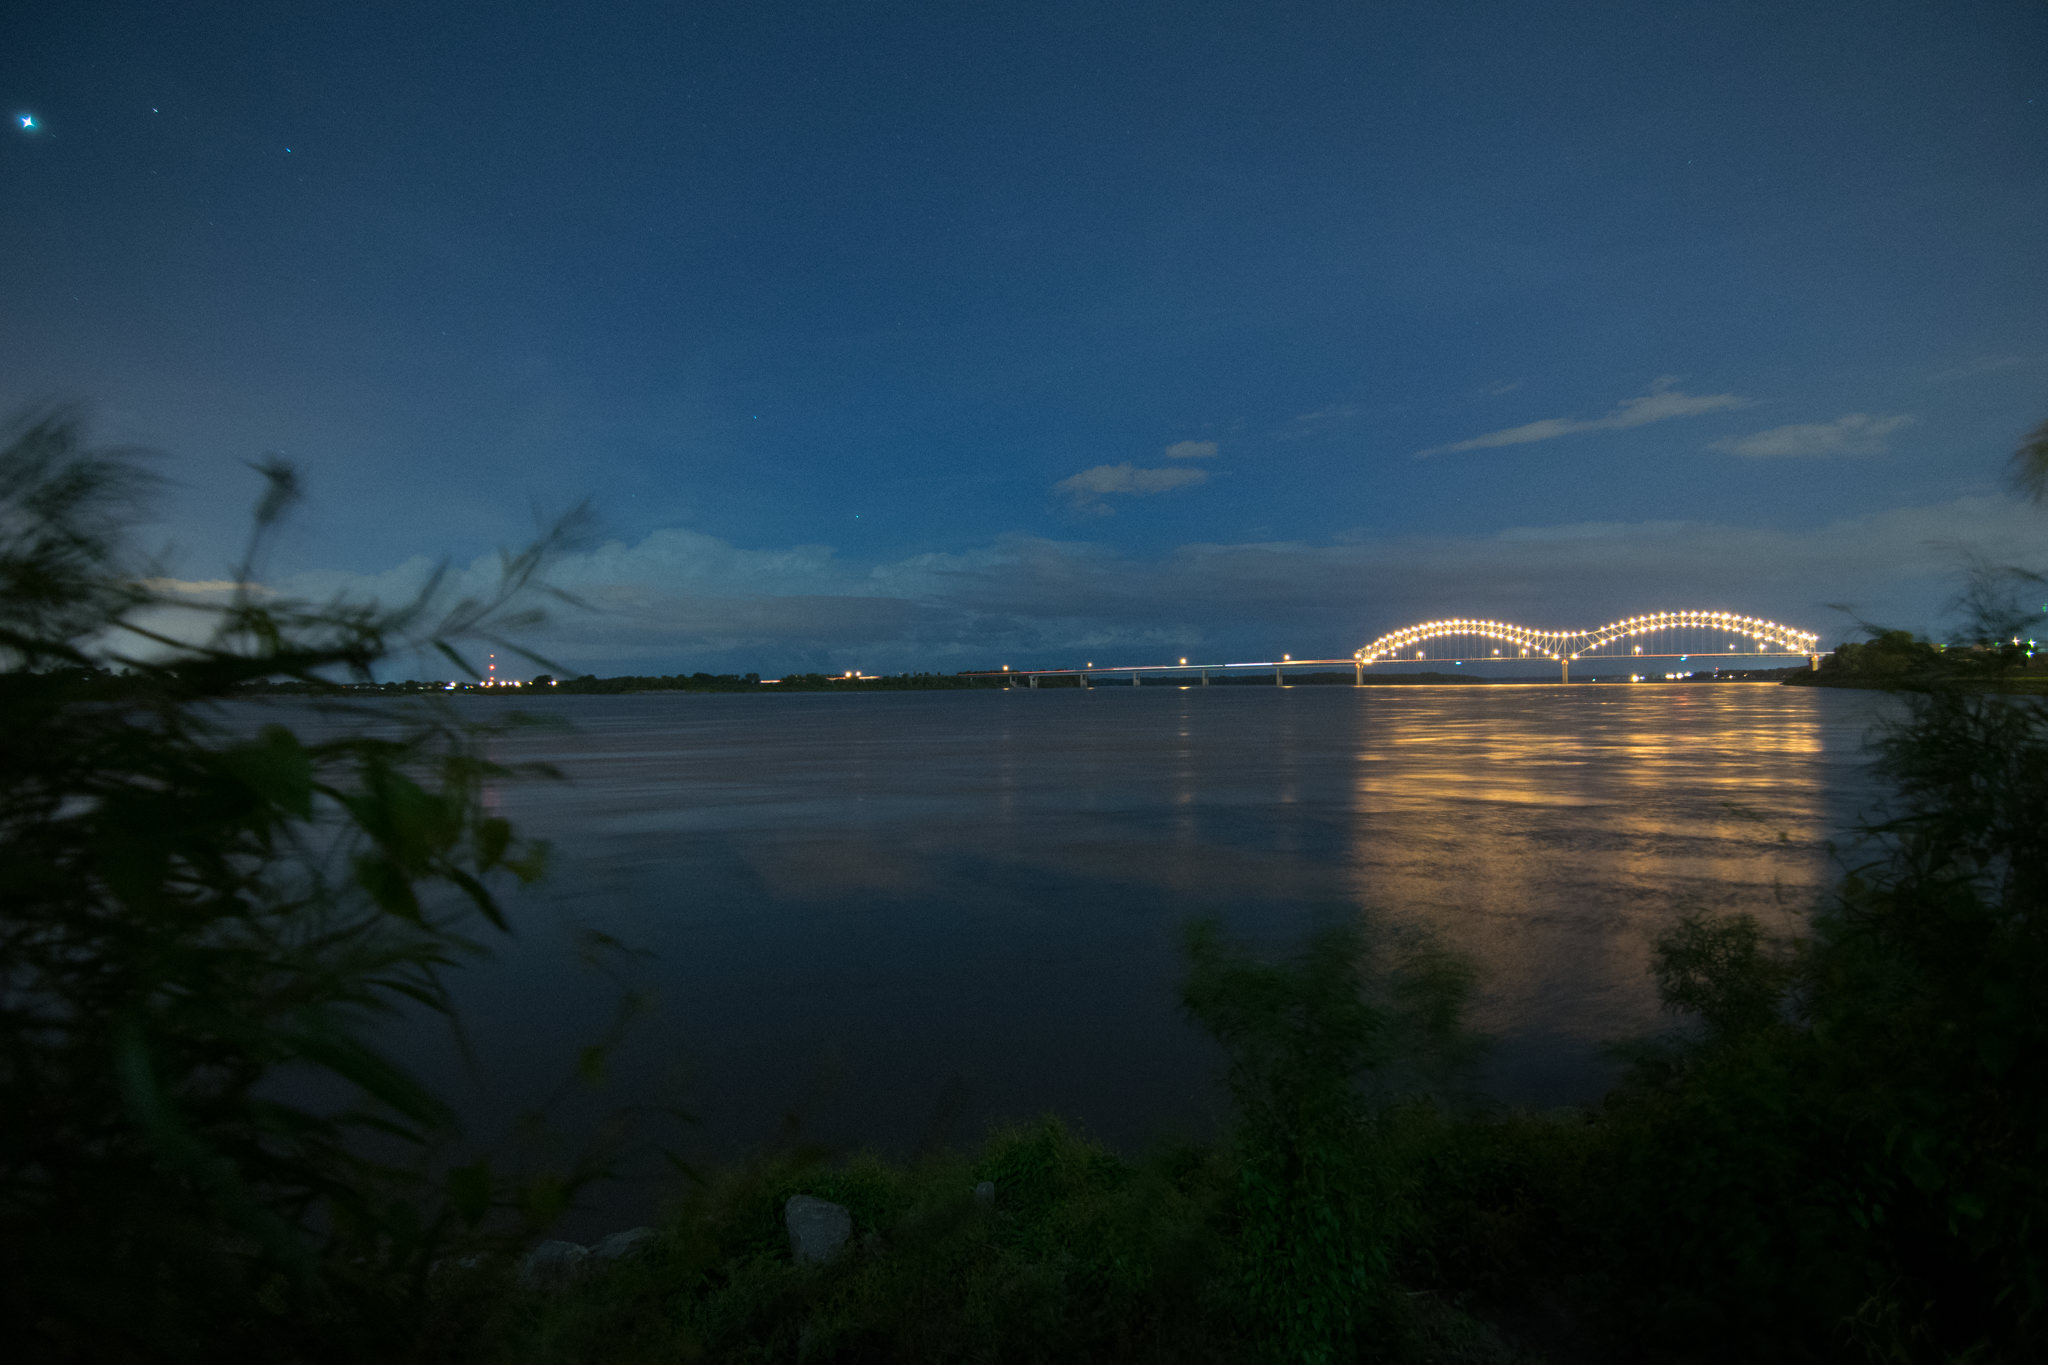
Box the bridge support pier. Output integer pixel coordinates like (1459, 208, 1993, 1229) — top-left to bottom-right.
(1200, 669, 1208, 686)
(1029, 673, 1038, 688)
(1354, 661, 1363, 686)
(1561, 660, 1570, 684)
(1131, 671, 1140, 686)
(1078, 672, 1088, 689)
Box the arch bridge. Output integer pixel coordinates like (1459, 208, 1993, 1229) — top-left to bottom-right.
(1357, 610, 1821, 682)
(962, 609, 1821, 687)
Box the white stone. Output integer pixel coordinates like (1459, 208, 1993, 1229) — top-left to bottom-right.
(591, 1226, 658, 1261)
(518, 1239, 589, 1289)
(785, 1194, 852, 1265)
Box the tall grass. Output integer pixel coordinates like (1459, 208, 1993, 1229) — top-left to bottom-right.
(1, 408, 595, 1361)
(1181, 916, 1483, 1363)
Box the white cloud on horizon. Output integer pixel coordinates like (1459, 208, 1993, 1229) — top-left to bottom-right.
(1418, 377, 1751, 457)
(261, 495, 2048, 678)
(138, 578, 262, 595)
(1162, 440, 1218, 459)
(1712, 413, 1914, 458)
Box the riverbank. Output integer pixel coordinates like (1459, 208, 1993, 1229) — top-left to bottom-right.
(431, 1109, 1558, 1364)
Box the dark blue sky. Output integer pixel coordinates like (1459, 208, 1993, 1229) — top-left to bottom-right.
(5, 2, 2044, 674)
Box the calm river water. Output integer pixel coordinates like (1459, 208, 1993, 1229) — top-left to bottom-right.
(383, 682, 1890, 1227)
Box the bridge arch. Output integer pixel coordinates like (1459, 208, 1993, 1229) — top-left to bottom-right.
(1356, 611, 1821, 680)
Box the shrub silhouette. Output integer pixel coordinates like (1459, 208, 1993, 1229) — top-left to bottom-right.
(0, 408, 591, 1362)
(1584, 570, 2048, 1353)
(1181, 916, 1481, 1364)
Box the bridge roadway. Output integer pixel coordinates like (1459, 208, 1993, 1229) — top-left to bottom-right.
(962, 611, 1825, 686)
(962, 649, 1818, 688)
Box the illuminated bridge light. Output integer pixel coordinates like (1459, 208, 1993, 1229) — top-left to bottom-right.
(1355, 610, 1822, 669)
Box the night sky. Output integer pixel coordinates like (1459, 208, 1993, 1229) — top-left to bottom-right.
(5, 2, 2045, 676)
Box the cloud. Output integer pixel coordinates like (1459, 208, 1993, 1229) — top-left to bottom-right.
(1054, 462, 1208, 514)
(1269, 403, 1368, 446)
(1294, 405, 1360, 424)
(269, 493, 2048, 678)
(1418, 377, 1751, 456)
(1712, 413, 1914, 458)
(1274, 404, 1363, 441)
(1928, 354, 2047, 384)
(138, 577, 264, 595)
(1162, 440, 1218, 459)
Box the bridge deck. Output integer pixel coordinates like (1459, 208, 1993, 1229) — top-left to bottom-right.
(962, 648, 1812, 680)
(963, 612, 1823, 682)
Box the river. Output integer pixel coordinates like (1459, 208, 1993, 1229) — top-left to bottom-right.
(377, 682, 1891, 1228)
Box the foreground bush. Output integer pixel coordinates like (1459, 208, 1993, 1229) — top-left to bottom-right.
(1569, 678, 2048, 1362)
(438, 915, 1520, 1365)
(0, 409, 589, 1362)
(448, 1115, 1530, 1365)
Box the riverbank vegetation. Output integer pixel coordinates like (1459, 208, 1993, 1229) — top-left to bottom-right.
(554, 670, 1004, 693)
(1, 409, 613, 1361)
(1790, 627, 2048, 691)
(7, 407, 2046, 1361)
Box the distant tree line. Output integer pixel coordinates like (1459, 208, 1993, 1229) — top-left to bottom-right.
(1792, 625, 2047, 689)
(28, 668, 1025, 697)
(549, 671, 1008, 693)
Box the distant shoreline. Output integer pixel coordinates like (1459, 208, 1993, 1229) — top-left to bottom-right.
(219, 665, 1816, 697)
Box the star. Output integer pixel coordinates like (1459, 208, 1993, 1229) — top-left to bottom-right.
(17, 114, 36, 131)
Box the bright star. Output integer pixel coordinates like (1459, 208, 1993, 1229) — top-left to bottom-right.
(17, 114, 36, 131)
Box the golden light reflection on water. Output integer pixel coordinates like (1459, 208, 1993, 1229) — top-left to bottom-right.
(443, 685, 1881, 1154)
(1347, 688, 1834, 1047)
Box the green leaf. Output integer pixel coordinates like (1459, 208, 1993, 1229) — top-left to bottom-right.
(353, 852, 424, 922)
(219, 724, 316, 817)
(445, 867, 509, 933)
(284, 1009, 453, 1131)
(445, 1160, 493, 1228)
(476, 815, 512, 868)
(517, 1172, 570, 1229)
